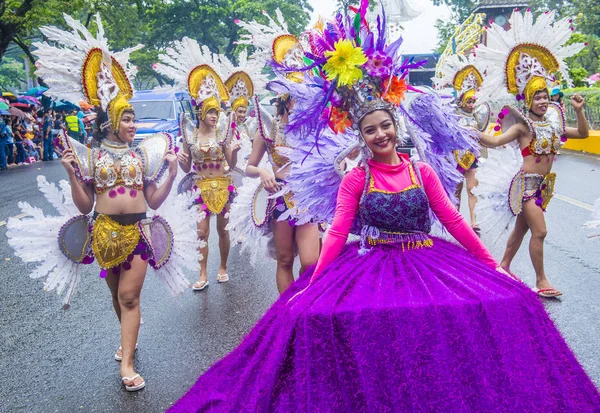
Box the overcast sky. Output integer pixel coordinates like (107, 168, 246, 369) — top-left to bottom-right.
(307, 0, 452, 54)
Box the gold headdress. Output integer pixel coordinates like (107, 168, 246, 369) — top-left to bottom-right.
(33, 13, 142, 132)
(225, 71, 254, 112)
(155, 37, 229, 120)
(475, 10, 585, 109)
(434, 54, 484, 108)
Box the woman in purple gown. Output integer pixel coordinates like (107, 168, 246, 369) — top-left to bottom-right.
(168, 5, 600, 412)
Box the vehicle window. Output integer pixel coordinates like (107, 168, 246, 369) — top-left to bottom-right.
(182, 100, 195, 119)
(130, 101, 175, 120)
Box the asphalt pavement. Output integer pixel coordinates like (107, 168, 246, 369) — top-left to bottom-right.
(0, 151, 599, 412)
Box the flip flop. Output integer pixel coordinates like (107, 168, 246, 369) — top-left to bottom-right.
(192, 280, 209, 291)
(217, 273, 229, 283)
(533, 287, 563, 298)
(121, 374, 146, 392)
(115, 343, 138, 361)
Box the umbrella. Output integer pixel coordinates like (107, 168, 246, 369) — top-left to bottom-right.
(1, 92, 17, 101)
(83, 112, 97, 123)
(78, 99, 94, 111)
(53, 100, 80, 111)
(11, 102, 32, 109)
(9, 107, 26, 118)
(24, 86, 48, 97)
(0, 109, 10, 116)
(589, 73, 600, 82)
(0, 102, 8, 110)
(19, 96, 40, 105)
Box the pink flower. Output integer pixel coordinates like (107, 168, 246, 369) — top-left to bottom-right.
(364, 51, 392, 78)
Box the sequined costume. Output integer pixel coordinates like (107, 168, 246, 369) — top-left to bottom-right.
(6, 13, 200, 308)
(472, 9, 586, 240)
(179, 116, 235, 215)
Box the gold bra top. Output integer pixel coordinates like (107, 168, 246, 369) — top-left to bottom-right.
(93, 142, 144, 195)
(265, 119, 290, 168)
(189, 129, 230, 173)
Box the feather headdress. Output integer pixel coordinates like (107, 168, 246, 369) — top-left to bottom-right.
(475, 9, 585, 109)
(33, 13, 142, 131)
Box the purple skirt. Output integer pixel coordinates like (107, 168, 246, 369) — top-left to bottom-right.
(169, 238, 600, 412)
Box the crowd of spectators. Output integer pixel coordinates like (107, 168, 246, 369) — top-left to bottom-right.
(0, 109, 90, 171)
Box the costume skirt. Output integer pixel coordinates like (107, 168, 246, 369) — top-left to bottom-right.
(169, 238, 600, 412)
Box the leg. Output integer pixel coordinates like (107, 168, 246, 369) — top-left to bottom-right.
(464, 169, 478, 227)
(0, 143, 6, 169)
(117, 257, 147, 388)
(455, 180, 464, 210)
(499, 212, 529, 272)
(194, 214, 210, 288)
(6, 143, 14, 165)
(294, 223, 320, 275)
(272, 220, 296, 294)
(216, 212, 230, 280)
(521, 200, 557, 292)
(105, 270, 121, 322)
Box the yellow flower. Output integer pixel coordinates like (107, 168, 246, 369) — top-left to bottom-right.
(323, 40, 368, 87)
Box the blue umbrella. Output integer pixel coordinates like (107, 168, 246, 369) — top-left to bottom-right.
(53, 100, 80, 111)
(0, 109, 10, 115)
(25, 86, 48, 97)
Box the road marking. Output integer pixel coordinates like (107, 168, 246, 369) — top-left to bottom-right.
(554, 194, 593, 211)
(0, 212, 28, 227)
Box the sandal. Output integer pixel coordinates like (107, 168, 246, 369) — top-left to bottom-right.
(533, 287, 562, 298)
(121, 374, 146, 392)
(115, 343, 138, 361)
(217, 273, 229, 283)
(192, 280, 209, 291)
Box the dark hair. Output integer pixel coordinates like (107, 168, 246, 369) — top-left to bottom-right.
(275, 95, 291, 117)
(93, 108, 109, 143)
(358, 109, 396, 132)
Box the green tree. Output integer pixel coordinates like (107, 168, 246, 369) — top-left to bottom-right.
(0, 57, 26, 91)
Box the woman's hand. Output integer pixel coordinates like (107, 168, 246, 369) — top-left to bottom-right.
(177, 151, 189, 165)
(571, 93, 585, 112)
(60, 149, 76, 176)
(229, 141, 241, 153)
(259, 168, 279, 193)
(164, 150, 178, 178)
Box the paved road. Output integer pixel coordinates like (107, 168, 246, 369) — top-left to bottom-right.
(0, 151, 599, 412)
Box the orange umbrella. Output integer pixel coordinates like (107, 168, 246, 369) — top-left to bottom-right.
(79, 99, 94, 110)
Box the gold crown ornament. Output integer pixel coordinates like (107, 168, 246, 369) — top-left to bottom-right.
(187, 65, 230, 120)
(225, 71, 254, 112)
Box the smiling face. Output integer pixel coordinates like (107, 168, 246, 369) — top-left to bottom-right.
(530, 90, 549, 116)
(118, 110, 137, 143)
(203, 108, 219, 127)
(234, 106, 247, 123)
(359, 110, 397, 160)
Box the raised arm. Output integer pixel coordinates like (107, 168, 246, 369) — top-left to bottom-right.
(565, 94, 589, 139)
(310, 169, 363, 282)
(419, 163, 498, 269)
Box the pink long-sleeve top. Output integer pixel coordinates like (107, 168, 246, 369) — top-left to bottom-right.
(312, 156, 498, 279)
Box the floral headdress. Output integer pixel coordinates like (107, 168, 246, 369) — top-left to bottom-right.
(475, 9, 585, 109)
(255, 1, 479, 227)
(33, 13, 142, 132)
(154, 37, 229, 120)
(434, 53, 484, 108)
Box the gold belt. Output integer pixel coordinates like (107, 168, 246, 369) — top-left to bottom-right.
(196, 175, 234, 215)
(92, 214, 141, 269)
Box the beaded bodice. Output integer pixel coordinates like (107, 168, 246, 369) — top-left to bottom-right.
(188, 128, 230, 173)
(265, 119, 291, 168)
(525, 120, 561, 157)
(358, 164, 432, 235)
(93, 140, 144, 195)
